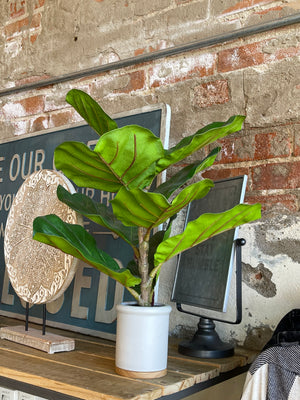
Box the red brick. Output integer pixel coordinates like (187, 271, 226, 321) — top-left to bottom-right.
(255, 6, 283, 15)
(134, 42, 168, 57)
(5, 17, 29, 37)
(218, 43, 265, 73)
(30, 12, 42, 29)
(114, 70, 146, 94)
(252, 161, 300, 190)
(245, 193, 298, 211)
(34, 0, 45, 8)
(150, 54, 216, 88)
(193, 80, 229, 108)
(9, 0, 26, 19)
(222, 0, 273, 15)
(134, 48, 145, 56)
(203, 167, 250, 182)
(294, 129, 300, 157)
(15, 75, 52, 87)
(49, 110, 75, 129)
(215, 135, 255, 164)
(19, 95, 45, 115)
(254, 131, 291, 160)
(273, 45, 300, 62)
(29, 115, 49, 133)
(30, 33, 39, 44)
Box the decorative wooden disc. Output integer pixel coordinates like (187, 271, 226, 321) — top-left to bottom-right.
(4, 169, 79, 305)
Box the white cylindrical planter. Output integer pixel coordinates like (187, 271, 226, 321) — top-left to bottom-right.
(115, 302, 172, 378)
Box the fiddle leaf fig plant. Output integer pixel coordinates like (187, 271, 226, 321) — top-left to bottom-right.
(33, 89, 261, 306)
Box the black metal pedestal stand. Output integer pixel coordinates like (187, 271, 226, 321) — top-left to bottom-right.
(178, 317, 234, 358)
(177, 238, 246, 358)
(25, 302, 47, 335)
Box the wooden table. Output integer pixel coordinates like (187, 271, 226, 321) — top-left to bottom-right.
(0, 317, 257, 400)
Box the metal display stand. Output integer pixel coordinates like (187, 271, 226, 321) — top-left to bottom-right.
(0, 302, 75, 354)
(176, 238, 246, 358)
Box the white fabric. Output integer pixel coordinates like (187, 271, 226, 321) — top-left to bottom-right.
(241, 345, 300, 400)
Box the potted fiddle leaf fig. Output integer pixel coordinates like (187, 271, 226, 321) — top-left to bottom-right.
(33, 89, 261, 378)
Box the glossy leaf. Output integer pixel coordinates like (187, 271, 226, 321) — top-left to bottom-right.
(66, 89, 118, 136)
(111, 179, 214, 228)
(54, 141, 120, 191)
(94, 125, 164, 189)
(154, 203, 261, 267)
(54, 125, 164, 192)
(33, 214, 140, 288)
(57, 185, 138, 247)
(156, 115, 245, 173)
(154, 147, 220, 198)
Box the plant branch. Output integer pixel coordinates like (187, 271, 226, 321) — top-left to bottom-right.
(138, 226, 151, 306)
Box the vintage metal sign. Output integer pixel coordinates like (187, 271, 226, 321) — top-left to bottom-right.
(0, 104, 170, 339)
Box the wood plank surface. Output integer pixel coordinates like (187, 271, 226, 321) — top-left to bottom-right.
(0, 317, 255, 400)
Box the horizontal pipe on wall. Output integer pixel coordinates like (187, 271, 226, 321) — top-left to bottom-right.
(1, 13, 300, 98)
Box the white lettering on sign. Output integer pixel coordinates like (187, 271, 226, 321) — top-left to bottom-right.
(0, 222, 5, 238)
(9, 154, 20, 181)
(70, 264, 92, 319)
(95, 264, 124, 324)
(78, 187, 95, 199)
(0, 194, 16, 212)
(0, 156, 4, 183)
(100, 191, 115, 207)
(87, 139, 98, 149)
(9, 150, 45, 182)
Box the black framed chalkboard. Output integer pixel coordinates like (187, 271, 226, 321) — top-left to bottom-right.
(0, 103, 170, 339)
(171, 176, 247, 313)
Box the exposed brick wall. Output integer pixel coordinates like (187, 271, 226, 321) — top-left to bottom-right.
(1, 16, 300, 212)
(1, 0, 300, 346)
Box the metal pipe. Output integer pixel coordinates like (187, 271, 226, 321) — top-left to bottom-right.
(1, 13, 300, 97)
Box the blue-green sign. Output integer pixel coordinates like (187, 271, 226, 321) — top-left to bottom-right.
(0, 104, 170, 339)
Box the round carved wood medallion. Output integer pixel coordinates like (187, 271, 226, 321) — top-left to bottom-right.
(4, 169, 80, 304)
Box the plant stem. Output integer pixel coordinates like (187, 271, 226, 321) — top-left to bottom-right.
(126, 287, 140, 303)
(138, 227, 151, 306)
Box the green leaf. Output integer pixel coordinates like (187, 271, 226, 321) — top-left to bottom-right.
(111, 179, 214, 228)
(55, 125, 164, 192)
(154, 203, 261, 266)
(154, 147, 220, 198)
(54, 141, 120, 191)
(57, 185, 138, 247)
(66, 89, 118, 136)
(33, 214, 141, 288)
(94, 125, 164, 189)
(156, 115, 245, 173)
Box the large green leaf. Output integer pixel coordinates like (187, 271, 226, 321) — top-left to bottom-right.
(156, 115, 245, 173)
(54, 125, 164, 192)
(33, 214, 140, 288)
(55, 141, 120, 191)
(154, 203, 261, 266)
(66, 89, 118, 136)
(111, 179, 214, 228)
(154, 147, 220, 198)
(94, 125, 164, 189)
(57, 185, 138, 247)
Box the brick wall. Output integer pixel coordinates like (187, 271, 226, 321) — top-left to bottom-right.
(0, 0, 300, 347)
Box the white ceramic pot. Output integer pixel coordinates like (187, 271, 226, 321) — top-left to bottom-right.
(115, 302, 172, 378)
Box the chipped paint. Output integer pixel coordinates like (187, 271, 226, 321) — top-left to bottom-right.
(242, 262, 277, 297)
(3, 102, 25, 119)
(149, 53, 216, 87)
